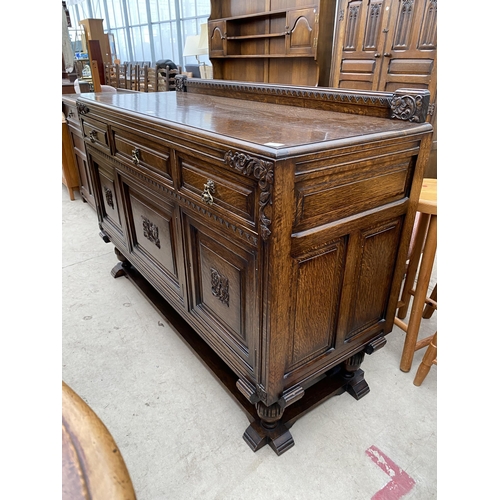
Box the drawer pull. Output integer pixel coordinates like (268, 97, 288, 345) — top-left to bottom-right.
(68, 110, 75, 119)
(89, 130, 98, 143)
(201, 179, 215, 205)
(131, 148, 141, 165)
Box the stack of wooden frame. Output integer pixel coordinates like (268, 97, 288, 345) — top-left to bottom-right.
(104, 63, 179, 92)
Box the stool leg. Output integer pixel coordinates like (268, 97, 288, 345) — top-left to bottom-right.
(413, 332, 437, 386)
(397, 214, 430, 319)
(400, 214, 437, 372)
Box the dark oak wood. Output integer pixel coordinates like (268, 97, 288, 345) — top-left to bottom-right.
(76, 79, 432, 454)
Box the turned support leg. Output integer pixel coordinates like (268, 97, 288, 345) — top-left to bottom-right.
(111, 247, 131, 278)
(243, 401, 294, 456)
(342, 352, 370, 400)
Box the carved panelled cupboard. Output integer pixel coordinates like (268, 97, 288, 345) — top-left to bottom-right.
(330, 0, 437, 175)
(76, 78, 432, 454)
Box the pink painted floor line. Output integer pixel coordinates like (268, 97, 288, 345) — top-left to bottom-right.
(366, 445, 416, 500)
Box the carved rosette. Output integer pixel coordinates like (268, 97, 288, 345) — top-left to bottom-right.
(141, 216, 161, 248)
(224, 151, 274, 240)
(104, 187, 114, 210)
(76, 102, 89, 115)
(175, 74, 187, 92)
(210, 268, 229, 306)
(390, 90, 430, 123)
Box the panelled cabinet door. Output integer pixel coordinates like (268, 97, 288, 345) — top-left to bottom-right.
(208, 20, 227, 57)
(286, 7, 319, 57)
(377, 0, 437, 96)
(331, 0, 392, 89)
(182, 209, 258, 380)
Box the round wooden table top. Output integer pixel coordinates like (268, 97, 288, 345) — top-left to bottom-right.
(417, 178, 437, 215)
(62, 381, 136, 500)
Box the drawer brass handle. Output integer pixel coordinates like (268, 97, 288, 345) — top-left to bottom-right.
(131, 148, 141, 165)
(89, 130, 98, 143)
(201, 179, 215, 205)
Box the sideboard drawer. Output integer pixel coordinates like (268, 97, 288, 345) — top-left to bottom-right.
(82, 116, 111, 154)
(112, 127, 173, 183)
(178, 153, 256, 225)
(62, 101, 79, 127)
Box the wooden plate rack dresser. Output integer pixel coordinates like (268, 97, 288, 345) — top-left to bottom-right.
(75, 77, 432, 455)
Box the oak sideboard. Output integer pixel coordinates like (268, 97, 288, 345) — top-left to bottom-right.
(75, 78, 432, 455)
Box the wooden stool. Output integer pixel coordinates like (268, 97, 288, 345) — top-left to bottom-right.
(413, 331, 437, 386)
(394, 178, 437, 373)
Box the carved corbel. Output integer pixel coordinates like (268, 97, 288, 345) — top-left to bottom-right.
(390, 88, 430, 123)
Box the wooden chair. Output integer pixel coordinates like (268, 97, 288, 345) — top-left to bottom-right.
(413, 331, 437, 386)
(394, 178, 437, 373)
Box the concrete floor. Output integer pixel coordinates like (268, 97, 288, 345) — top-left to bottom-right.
(62, 185, 437, 500)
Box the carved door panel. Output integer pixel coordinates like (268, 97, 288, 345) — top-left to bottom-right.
(208, 20, 227, 56)
(182, 209, 258, 379)
(90, 152, 126, 246)
(331, 0, 392, 90)
(286, 8, 319, 57)
(120, 172, 186, 307)
(377, 0, 437, 100)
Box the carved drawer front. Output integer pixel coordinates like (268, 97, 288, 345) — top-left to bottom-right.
(122, 176, 184, 305)
(81, 116, 111, 154)
(294, 152, 415, 231)
(178, 153, 256, 226)
(183, 211, 257, 377)
(112, 127, 173, 182)
(93, 157, 125, 244)
(63, 102, 79, 127)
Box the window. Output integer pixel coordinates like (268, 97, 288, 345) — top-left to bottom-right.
(66, 0, 210, 67)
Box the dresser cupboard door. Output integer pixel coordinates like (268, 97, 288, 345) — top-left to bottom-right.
(90, 153, 126, 246)
(182, 210, 258, 378)
(120, 173, 186, 306)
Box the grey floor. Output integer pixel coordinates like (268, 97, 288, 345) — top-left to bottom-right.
(62, 185, 437, 500)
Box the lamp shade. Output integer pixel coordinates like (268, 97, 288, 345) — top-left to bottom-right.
(199, 23, 209, 51)
(183, 35, 208, 57)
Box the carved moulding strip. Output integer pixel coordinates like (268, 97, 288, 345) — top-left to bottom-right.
(183, 79, 393, 109)
(224, 151, 274, 241)
(390, 89, 430, 123)
(108, 152, 259, 246)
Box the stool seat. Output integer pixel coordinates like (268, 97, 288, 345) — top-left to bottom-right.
(417, 178, 437, 215)
(394, 178, 437, 375)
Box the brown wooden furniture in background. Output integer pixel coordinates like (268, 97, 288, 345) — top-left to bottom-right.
(62, 112, 80, 201)
(76, 78, 432, 454)
(395, 178, 437, 373)
(62, 95, 97, 210)
(104, 63, 179, 92)
(330, 0, 437, 177)
(208, 0, 336, 86)
(62, 381, 136, 500)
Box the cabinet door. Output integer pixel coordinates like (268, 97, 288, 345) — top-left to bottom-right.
(377, 0, 437, 98)
(183, 210, 258, 379)
(286, 8, 319, 57)
(331, 0, 392, 89)
(120, 173, 186, 307)
(208, 20, 227, 56)
(90, 153, 126, 246)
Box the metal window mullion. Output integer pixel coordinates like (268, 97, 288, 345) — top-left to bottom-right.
(173, 0, 184, 66)
(144, 0, 156, 63)
(121, 0, 134, 61)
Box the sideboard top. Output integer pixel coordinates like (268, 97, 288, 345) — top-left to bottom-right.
(78, 89, 432, 152)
